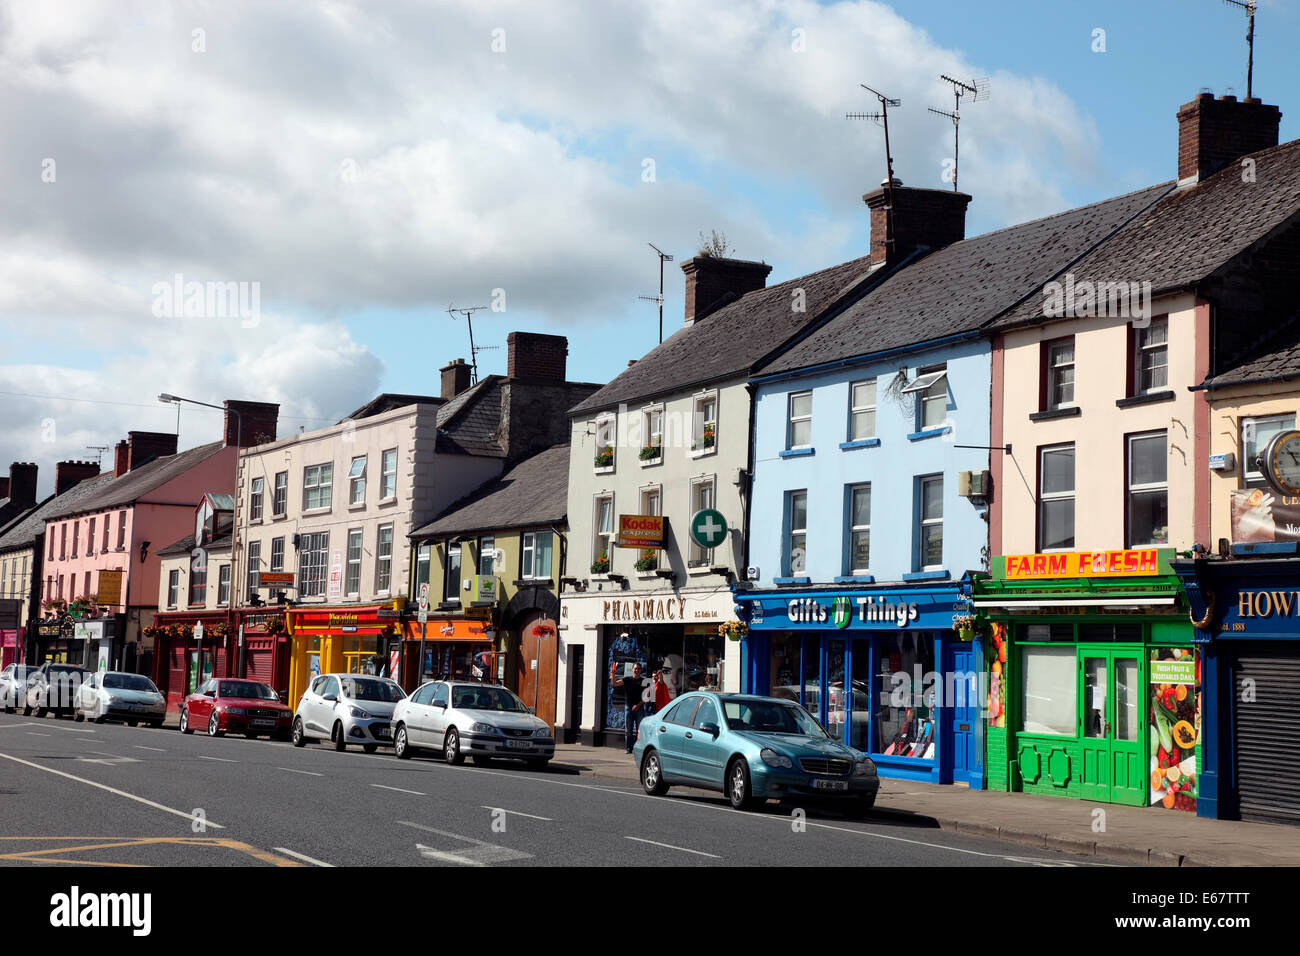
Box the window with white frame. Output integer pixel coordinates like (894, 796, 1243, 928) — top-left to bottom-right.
(640, 407, 663, 461)
(298, 531, 329, 597)
(1127, 431, 1168, 546)
(269, 537, 285, 602)
(345, 528, 363, 596)
(521, 530, 554, 580)
(71, 521, 78, 558)
(117, 511, 127, 549)
(376, 524, 394, 592)
(102, 516, 109, 552)
(788, 392, 812, 449)
(593, 494, 614, 570)
(1135, 318, 1168, 394)
(689, 477, 716, 567)
(594, 415, 616, 469)
(444, 541, 462, 601)
(849, 380, 876, 441)
(904, 366, 949, 430)
(303, 464, 333, 511)
(918, 475, 943, 570)
(415, 543, 431, 591)
(693, 393, 717, 452)
(1242, 414, 1296, 489)
(189, 560, 207, 606)
(847, 484, 871, 574)
(639, 486, 662, 569)
(348, 456, 367, 505)
(786, 490, 808, 575)
(478, 535, 496, 578)
(1045, 338, 1075, 409)
(273, 471, 287, 517)
(87, 518, 96, 557)
(167, 570, 179, 609)
(250, 477, 264, 521)
(1038, 445, 1075, 551)
(217, 565, 231, 607)
(246, 540, 261, 603)
(381, 448, 398, 499)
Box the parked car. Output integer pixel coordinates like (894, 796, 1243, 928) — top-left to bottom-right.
(391, 681, 554, 768)
(634, 692, 879, 815)
(0, 664, 36, 713)
(74, 671, 166, 726)
(292, 673, 405, 752)
(25, 663, 88, 718)
(179, 678, 293, 739)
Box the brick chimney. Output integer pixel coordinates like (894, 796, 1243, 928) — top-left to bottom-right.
(1177, 93, 1281, 185)
(864, 180, 971, 266)
(223, 400, 280, 447)
(507, 332, 568, 382)
(114, 441, 130, 478)
(6, 463, 37, 506)
(0, 477, 7, 499)
(55, 460, 100, 495)
(126, 431, 178, 471)
(441, 358, 473, 398)
(680, 256, 773, 326)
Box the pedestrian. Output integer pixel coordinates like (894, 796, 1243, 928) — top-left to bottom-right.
(652, 668, 671, 713)
(611, 660, 647, 754)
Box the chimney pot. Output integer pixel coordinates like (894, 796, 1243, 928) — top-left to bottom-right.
(6, 462, 37, 507)
(864, 184, 971, 266)
(55, 460, 100, 495)
(223, 400, 279, 447)
(114, 441, 130, 478)
(440, 358, 473, 399)
(680, 256, 773, 326)
(126, 431, 179, 472)
(507, 332, 568, 382)
(1177, 92, 1281, 184)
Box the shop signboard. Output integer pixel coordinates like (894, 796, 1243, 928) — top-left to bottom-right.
(736, 588, 959, 632)
(327, 551, 343, 600)
(1230, 488, 1300, 544)
(1149, 647, 1200, 813)
(616, 514, 665, 550)
(1001, 548, 1167, 580)
(257, 572, 295, 587)
(95, 570, 124, 608)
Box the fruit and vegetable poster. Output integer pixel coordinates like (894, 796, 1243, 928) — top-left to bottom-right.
(987, 623, 1007, 729)
(1149, 648, 1200, 812)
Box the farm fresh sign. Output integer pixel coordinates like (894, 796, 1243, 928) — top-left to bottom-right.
(1001, 549, 1170, 581)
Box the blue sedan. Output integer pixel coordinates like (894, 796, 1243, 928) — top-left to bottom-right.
(633, 692, 879, 815)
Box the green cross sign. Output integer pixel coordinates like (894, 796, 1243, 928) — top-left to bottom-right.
(691, 509, 728, 549)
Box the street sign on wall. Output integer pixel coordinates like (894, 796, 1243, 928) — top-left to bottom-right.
(96, 570, 124, 608)
(327, 551, 343, 600)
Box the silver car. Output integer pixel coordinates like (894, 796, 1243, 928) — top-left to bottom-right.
(391, 681, 554, 769)
(292, 673, 406, 753)
(25, 663, 88, 717)
(0, 664, 36, 713)
(74, 671, 166, 726)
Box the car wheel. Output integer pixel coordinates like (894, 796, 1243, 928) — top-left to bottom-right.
(292, 717, 306, 747)
(641, 749, 669, 796)
(332, 721, 346, 751)
(73, 706, 84, 723)
(727, 757, 755, 811)
(36, 705, 47, 719)
(526, 758, 549, 772)
(179, 708, 192, 734)
(22, 702, 32, 716)
(443, 727, 464, 765)
(208, 712, 223, 737)
(394, 724, 411, 759)
(363, 742, 379, 754)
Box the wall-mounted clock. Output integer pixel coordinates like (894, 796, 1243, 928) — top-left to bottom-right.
(1259, 429, 1300, 496)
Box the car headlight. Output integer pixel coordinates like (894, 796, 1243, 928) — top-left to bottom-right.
(760, 748, 794, 769)
(226, 707, 246, 715)
(348, 706, 370, 719)
(533, 726, 553, 738)
(470, 722, 497, 734)
(855, 757, 877, 777)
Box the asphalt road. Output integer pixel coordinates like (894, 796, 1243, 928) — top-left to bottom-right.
(0, 710, 1123, 867)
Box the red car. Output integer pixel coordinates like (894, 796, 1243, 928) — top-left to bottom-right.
(179, 677, 293, 739)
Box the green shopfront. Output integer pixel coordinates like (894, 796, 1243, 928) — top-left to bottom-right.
(972, 549, 1200, 810)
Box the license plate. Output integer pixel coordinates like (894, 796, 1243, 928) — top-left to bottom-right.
(505, 740, 534, 750)
(812, 779, 848, 791)
(252, 719, 275, 727)
(376, 729, 391, 739)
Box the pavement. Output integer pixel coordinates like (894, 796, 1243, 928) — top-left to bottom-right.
(550, 742, 1300, 867)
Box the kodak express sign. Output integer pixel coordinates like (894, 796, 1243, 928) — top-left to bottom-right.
(1003, 549, 1162, 580)
(617, 514, 666, 549)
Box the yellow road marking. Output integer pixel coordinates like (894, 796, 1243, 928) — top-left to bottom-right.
(0, 836, 303, 866)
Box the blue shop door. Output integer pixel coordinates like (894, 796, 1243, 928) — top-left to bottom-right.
(947, 642, 983, 787)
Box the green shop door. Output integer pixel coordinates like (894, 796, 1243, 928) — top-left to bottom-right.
(1079, 646, 1144, 805)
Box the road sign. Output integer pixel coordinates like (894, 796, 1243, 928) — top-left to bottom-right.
(690, 509, 728, 549)
(418, 584, 429, 611)
(194, 621, 205, 641)
(258, 571, 295, 587)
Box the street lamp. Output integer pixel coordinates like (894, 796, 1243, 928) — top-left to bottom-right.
(158, 393, 244, 676)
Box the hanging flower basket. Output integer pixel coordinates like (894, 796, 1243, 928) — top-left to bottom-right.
(953, 614, 976, 642)
(718, 620, 748, 642)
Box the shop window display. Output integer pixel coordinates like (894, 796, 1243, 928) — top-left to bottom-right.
(603, 626, 723, 732)
(874, 632, 936, 757)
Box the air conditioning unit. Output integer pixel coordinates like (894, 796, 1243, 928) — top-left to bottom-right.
(957, 470, 992, 498)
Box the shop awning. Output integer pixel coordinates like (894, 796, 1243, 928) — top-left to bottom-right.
(973, 596, 1178, 609)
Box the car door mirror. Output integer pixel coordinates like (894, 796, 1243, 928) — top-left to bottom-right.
(203, 690, 215, 698)
(700, 722, 720, 737)
(323, 693, 337, 702)
(526, 706, 536, 715)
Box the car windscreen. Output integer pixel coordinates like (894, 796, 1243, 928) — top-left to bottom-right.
(48, 666, 85, 678)
(723, 699, 829, 738)
(13, 666, 34, 678)
(103, 674, 157, 692)
(451, 686, 526, 712)
(340, 678, 404, 702)
(218, 681, 276, 700)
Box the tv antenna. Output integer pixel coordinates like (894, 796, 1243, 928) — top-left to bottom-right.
(85, 445, 110, 467)
(446, 305, 496, 385)
(637, 242, 675, 344)
(1222, 0, 1258, 100)
(847, 83, 902, 256)
(929, 74, 990, 192)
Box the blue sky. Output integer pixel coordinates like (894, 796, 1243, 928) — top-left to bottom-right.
(2, 0, 1298, 491)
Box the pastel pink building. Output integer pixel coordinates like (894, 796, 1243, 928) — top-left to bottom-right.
(38, 401, 277, 674)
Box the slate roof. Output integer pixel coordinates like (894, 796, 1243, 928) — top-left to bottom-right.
(763, 184, 1172, 375)
(46, 442, 226, 519)
(435, 377, 506, 457)
(0, 473, 115, 554)
(412, 444, 570, 538)
(157, 532, 232, 557)
(342, 393, 444, 422)
(1203, 316, 1300, 388)
(568, 255, 879, 415)
(994, 139, 1300, 329)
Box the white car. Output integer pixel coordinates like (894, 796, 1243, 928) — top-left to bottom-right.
(392, 681, 554, 769)
(292, 673, 406, 753)
(74, 671, 166, 726)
